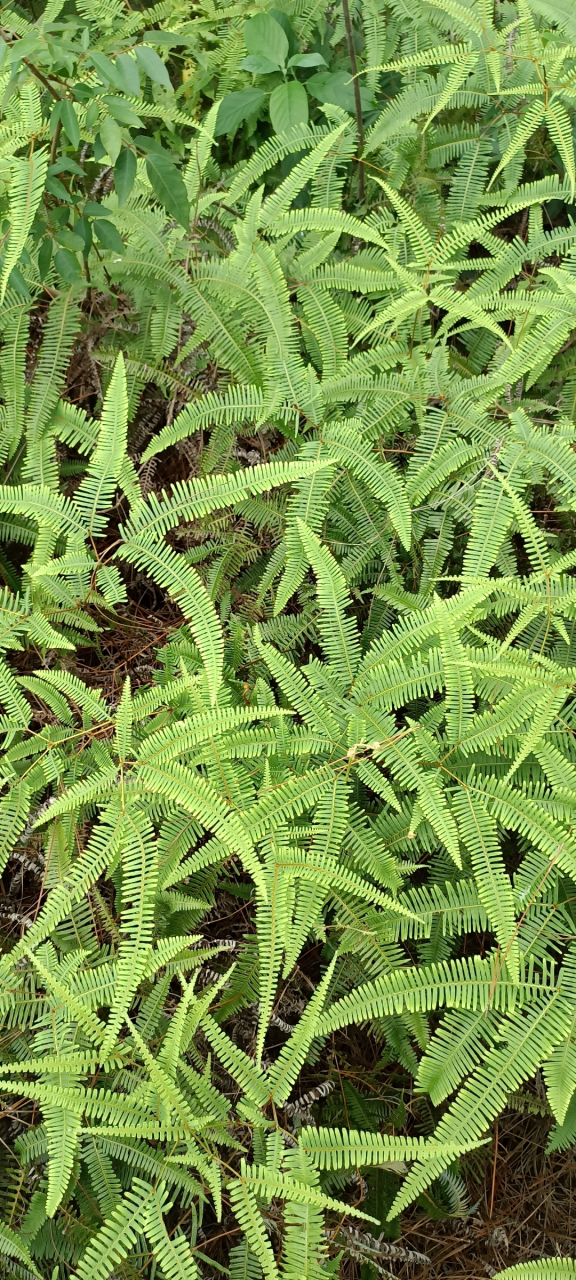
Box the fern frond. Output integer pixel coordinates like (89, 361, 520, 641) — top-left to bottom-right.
(1, 149, 48, 303)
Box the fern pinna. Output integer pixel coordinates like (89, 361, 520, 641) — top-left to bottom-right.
(1, 0, 576, 1276)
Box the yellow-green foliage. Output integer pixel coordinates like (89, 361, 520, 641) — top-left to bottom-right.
(0, 0, 576, 1277)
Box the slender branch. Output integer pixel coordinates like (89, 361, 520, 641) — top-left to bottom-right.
(489, 1120, 498, 1218)
(341, 0, 365, 202)
(0, 25, 64, 100)
(22, 57, 62, 101)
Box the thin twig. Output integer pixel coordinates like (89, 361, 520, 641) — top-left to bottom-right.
(490, 1120, 499, 1218)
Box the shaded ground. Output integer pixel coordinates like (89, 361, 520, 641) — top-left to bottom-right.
(397, 1111, 576, 1279)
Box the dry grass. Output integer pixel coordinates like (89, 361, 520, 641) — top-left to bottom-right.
(396, 1111, 576, 1280)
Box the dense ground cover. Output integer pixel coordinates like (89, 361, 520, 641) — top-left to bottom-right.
(2, 0, 576, 1276)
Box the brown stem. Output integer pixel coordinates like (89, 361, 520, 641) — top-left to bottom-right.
(341, 0, 365, 202)
(489, 1120, 498, 1218)
(0, 23, 65, 99)
(92, 242, 113, 288)
(21, 57, 62, 101)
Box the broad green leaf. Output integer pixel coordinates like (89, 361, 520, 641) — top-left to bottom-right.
(242, 54, 282, 74)
(146, 152, 190, 228)
(60, 100, 80, 149)
(244, 13, 289, 66)
(306, 70, 374, 113)
(215, 88, 266, 136)
(54, 247, 82, 281)
(94, 218, 124, 255)
(115, 52, 141, 96)
(100, 115, 123, 162)
(114, 148, 137, 204)
(270, 81, 309, 133)
(135, 44, 172, 88)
